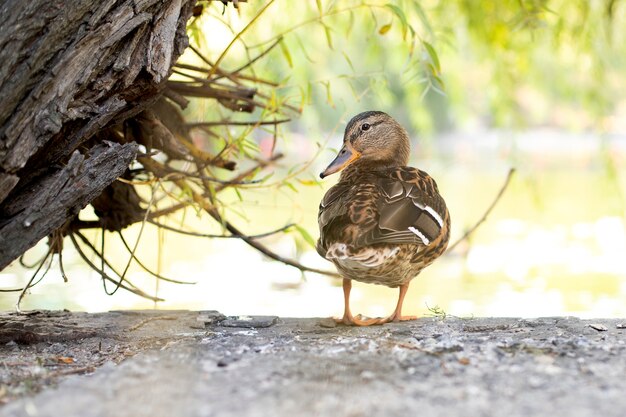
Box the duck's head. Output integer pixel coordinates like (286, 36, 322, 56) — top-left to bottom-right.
(320, 111, 410, 179)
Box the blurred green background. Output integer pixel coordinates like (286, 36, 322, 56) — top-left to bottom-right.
(2, 0, 626, 318)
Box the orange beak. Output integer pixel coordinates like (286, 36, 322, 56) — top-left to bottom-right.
(319, 143, 361, 178)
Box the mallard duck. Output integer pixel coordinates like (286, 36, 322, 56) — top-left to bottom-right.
(317, 111, 451, 326)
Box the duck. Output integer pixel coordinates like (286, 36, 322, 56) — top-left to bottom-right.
(317, 111, 451, 326)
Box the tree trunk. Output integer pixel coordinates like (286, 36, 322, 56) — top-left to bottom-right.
(0, 0, 196, 269)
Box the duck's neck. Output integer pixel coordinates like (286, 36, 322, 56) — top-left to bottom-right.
(339, 159, 404, 182)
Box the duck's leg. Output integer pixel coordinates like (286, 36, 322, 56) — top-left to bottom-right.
(376, 283, 418, 324)
(335, 278, 380, 326)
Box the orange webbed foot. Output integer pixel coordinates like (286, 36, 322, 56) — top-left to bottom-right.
(334, 313, 383, 326)
(376, 313, 418, 324)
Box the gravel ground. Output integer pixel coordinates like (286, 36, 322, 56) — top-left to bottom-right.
(1, 311, 626, 417)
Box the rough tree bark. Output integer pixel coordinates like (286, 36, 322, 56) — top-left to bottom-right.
(0, 0, 196, 269)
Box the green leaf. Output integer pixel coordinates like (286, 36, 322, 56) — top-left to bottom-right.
(258, 171, 275, 182)
(234, 187, 243, 202)
(379, 23, 392, 35)
(297, 178, 318, 186)
(432, 75, 446, 90)
(298, 86, 307, 112)
(187, 18, 205, 50)
(323, 23, 333, 49)
(321, 80, 334, 107)
(279, 40, 293, 68)
(426, 62, 436, 76)
(277, 74, 292, 85)
(283, 181, 298, 193)
(295, 33, 315, 63)
(423, 41, 441, 74)
(385, 4, 408, 39)
(294, 224, 316, 248)
(408, 35, 417, 57)
(346, 10, 355, 37)
(307, 82, 313, 105)
(342, 51, 355, 72)
(430, 83, 446, 96)
(242, 138, 261, 154)
(316, 0, 323, 14)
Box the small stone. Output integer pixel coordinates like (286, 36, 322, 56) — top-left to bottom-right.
(616, 323, 626, 329)
(48, 343, 66, 354)
(458, 357, 470, 365)
(588, 324, 608, 332)
(360, 371, 375, 380)
(198, 310, 226, 326)
(318, 318, 337, 328)
(216, 358, 231, 367)
(219, 316, 278, 328)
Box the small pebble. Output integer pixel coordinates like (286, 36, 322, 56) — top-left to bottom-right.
(220, 316, 278, 328)
(360, 371, 375, 380)
(198, 311, 226, 326)
(588, 324, 608, 332)
(48, 343, 66, 354)
(318, 318, 337, 328)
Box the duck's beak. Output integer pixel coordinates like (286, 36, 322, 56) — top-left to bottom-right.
(319, 143, 361, 179)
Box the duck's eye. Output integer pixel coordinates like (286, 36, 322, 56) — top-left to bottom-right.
(361, 123, 371, 131)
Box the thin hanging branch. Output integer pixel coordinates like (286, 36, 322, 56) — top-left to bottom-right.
(114, 182, 159, 296)
(72, 231, 144, 293)
(16, 248, 54, 311)
(186, 118, 290, 127)
(58, 249, 69, 283)
(229, 37, 283, 76)
(117, 232, 196, 285)
(1, 249, 52, 293)
(18, 251, 48, 269)
(177, 177, 340, 278)
(206, 0, 276, 79)
(148, 220, 295, 239)
(148, 202, 192, 220)
(69, 233, 163, 302)
(223, 219, 341, 278)
(215, 153, 284, 192)
(446, 168, 516, 253)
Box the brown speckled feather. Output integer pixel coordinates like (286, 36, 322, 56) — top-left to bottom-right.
(317, 166, 450, 287)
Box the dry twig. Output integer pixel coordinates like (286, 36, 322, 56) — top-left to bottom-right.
(446, 168, 516, 253)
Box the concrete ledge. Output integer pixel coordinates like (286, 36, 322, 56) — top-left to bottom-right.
(1, 311, 626, 417)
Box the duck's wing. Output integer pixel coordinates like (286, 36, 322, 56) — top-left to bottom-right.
(317, 167, 449, 254)
(357, 167, 450, 248)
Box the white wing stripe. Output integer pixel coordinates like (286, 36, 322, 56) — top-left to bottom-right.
(412, 201, 444, 228)
(408, 226, 430, 245)
(424, 205, 444, 228)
